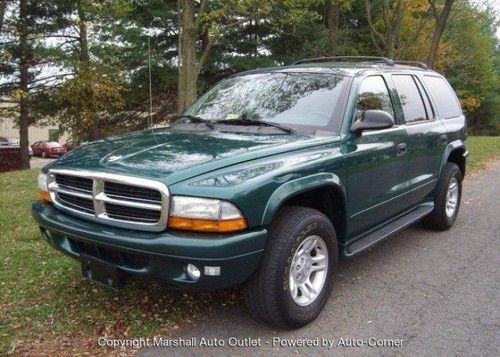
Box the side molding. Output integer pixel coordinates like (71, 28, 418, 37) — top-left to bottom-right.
(261, 172, 346, 226)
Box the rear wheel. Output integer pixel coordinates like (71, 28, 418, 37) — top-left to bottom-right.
(243, 206, 338, 328)
(41, 151, 46, 158)
(423, 162, 462, 230)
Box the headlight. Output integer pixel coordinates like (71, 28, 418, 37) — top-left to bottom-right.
(37, 173, 51, 202)
(168, 196, 247, 233)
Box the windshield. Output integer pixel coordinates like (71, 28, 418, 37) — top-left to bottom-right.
(184, 72, 348, 133)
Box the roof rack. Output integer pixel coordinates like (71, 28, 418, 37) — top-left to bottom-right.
(393, 60, 429, 69)
(292, 56, 395, 66)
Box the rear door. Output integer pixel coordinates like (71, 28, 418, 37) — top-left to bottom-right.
(390, 74, 447, 206)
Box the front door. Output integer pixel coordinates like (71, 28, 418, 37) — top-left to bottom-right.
(345, 75, 410, 238)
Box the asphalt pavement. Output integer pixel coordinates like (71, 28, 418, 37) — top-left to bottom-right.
(139, 161, 500, 357)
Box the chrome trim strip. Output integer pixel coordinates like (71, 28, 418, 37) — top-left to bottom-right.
(94, 192, 162, 210)
(47, 169, 170, 232)
(50, 185, 93, 199)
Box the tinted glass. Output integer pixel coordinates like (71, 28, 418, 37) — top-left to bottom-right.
(184, 72, 348, 131)
(414, 76, 434, 119)
(392, 75, 428, 123)
(355, 76, 394, 120)
(423, 76, 462, 119)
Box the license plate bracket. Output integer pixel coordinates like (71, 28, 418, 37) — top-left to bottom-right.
(80, 253, 125, 290)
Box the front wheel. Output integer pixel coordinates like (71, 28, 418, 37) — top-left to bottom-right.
(243, 206, 338, 328)
(423, 162, 462, 230)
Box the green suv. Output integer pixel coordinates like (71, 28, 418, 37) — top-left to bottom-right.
(33, 57, 468, 328)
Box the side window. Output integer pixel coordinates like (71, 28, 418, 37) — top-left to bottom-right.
(355, 76, 394, 120)
(392, 75, 428, 123)
(414, 76, 434, 119)
(423, 76, 462, 119)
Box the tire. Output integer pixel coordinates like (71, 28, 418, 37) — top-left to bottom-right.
(423, 162, 462, 231)
(243, 206, 338, 329)
(41, 151, 46, 158)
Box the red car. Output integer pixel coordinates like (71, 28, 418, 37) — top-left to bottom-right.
(31, 141, 67, 158)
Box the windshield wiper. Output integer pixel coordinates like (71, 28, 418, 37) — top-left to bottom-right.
(175, 115, 215, 130)
(215, 118, 295, 134)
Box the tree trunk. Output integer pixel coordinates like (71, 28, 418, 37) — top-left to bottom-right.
(77, 1, 100, 140)
(0, 0, 7, 34)
(77, 2, 90, 64)
(177, 0, 199, 114)
(18, 0, 30, 169)
(326, 0, 340, 56)
(426, 0, 455, 67)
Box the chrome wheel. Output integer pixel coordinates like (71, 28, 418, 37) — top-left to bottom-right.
(445, 177, 459, 218)
(289, 235, 328, 306)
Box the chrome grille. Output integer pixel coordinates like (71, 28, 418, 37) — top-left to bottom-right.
(104, 181, 162, 204)
(47, 169, 169, 231)
(57, 192, 95, 214)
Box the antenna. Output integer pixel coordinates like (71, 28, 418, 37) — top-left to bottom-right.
(148, 36, 153, 129)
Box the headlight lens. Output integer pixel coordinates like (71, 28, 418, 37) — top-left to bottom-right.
(37, 173, 51, 202)
(168, 196, 247, 233)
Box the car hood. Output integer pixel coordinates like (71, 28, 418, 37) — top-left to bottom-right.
(50, 128, 331, 184)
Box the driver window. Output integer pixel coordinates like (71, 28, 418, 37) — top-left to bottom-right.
(355, 76, 394, 120)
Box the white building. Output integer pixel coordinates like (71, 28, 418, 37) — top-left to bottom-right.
(0, 102, 69, 144)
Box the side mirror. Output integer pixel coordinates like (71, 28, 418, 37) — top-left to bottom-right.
(351, 110, 395, 133)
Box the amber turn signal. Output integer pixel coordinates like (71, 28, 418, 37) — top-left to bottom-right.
(168, 217, 247, 233)
(38, 191, 52, 203)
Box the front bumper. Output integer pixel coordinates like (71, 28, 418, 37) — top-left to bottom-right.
(32, 201, 267, 289)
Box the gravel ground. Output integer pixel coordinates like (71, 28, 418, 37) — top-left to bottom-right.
(139, 160, 500, 357)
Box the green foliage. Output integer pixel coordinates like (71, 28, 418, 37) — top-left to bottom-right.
(438, 2, 499, 135)
(56, 67, 126, 141)
(1, 0, 498, 137)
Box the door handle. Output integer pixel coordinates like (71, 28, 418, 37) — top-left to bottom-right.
(397, 143, 407, 156)
(439, 134, 448, 145)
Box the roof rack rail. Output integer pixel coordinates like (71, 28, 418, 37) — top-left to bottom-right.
(393, 60, 429, 69)
(292, 56, 395, 66)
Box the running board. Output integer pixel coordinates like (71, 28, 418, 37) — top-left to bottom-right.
(343, 203, 434, 258)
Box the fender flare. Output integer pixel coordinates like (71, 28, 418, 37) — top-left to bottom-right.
(439, 140, 467, 178)
(260, 172, 346, 226)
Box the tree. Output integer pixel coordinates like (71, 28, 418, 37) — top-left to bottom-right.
(177, 0, 211, 113)
(426, 0, 455, 66)
(325, 0, 352, 56)
(40, 0, 132, 142)
(0, 1, 62, 168)
(364, 0, 433, 58)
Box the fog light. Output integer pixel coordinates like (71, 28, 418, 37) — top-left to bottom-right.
(186, 263, 201, 280)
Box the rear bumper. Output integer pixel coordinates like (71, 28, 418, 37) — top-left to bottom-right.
(32, 201, 266, 289)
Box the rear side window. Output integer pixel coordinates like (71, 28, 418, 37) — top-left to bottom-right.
(392, 75, 428, 123)
(355, 76, 394, 120)
(423, 76, 462, 119)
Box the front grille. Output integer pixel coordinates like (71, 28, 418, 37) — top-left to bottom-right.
(104, 181, 161, 203)
(55, 174, 93, 193)
(105, 203, 161, 223)
(48, 170, 169, 231)
(57, 192, 95, 214)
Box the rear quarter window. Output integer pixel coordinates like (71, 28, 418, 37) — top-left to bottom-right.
(423, 76, 462, 119)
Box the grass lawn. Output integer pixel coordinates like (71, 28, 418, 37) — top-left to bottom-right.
(0, 136, 498, 355)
